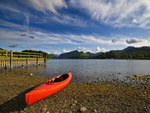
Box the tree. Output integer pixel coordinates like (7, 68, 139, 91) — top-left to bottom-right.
(22, 50, 51, 59)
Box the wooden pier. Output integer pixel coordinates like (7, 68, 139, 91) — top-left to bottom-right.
(0, 50, 47, 69)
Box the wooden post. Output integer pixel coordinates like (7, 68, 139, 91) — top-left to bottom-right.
(44, 54, 47, 65)
(37, 57, 39, 66)
(5, 50, 7, 58)
(26, 58, 29, 67)
(10, 50, 13, 68)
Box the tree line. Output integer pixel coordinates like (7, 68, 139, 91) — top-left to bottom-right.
(22, 50, 51, 59)
(70, 51, 150, 59)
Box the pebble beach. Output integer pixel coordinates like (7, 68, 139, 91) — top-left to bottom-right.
(0, 71, 150, 113)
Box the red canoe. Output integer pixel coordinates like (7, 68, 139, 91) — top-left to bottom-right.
(25, 72, 72, 105)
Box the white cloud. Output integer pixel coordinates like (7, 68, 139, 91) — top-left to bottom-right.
(76, 47, 91, 52)
(0, 24, 149, 48)
(51, 14, 87, 27)
(70, 0, 150, 29)
(148, 31, 150, 33)
(132, 19, 138, 23)
(93, 47, 106, 53)
(26, 0, 67, 14)
(24, 13, 30, 26)
(62, 49, 70, 53)
(0, 1, 86, 28)
(48, 50, 59, 54)
(41, 46, 52, 49)
(126, 38, 148, 44)
(0, 19, 23, 30)
(0, 2, 21, 13)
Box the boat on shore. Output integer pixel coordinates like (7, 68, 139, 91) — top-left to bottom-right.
(25, 72, 72, 105)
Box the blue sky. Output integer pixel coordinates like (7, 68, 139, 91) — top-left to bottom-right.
(0, 0, 150, 55)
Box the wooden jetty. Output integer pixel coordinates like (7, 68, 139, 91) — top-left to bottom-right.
(0, 50, 47, 69)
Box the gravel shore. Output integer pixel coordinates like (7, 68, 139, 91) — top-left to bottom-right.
(0, 72, 150, 113)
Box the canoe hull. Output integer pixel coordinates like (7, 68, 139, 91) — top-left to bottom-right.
(25, 72, 72, 105)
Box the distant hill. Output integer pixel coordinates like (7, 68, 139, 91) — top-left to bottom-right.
(0, 48, 4, 50)
(49, 46, 150, 59)
(111, 46, 135, 53)
(50, 51, 103, 59)
(49, 54, 59, 59)
(86, 52, 103, 56)
(58, 50, 89, 59)
(112, 46, 150, 55)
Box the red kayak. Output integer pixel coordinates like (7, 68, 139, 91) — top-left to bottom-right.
(25, 72, 72, 105)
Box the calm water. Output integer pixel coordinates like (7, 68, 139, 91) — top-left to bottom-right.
(1, 59, 150, 82)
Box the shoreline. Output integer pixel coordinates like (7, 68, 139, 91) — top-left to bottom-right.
(0, 73, 150, 113)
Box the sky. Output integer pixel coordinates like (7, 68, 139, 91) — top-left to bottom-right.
(0, 0, 150, 55)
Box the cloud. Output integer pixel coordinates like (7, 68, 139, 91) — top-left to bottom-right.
(20, 34, 27, 36)
(51, 14, 87, 27)
(126, 38, 147, 44)
(62, 49, 70, 53)
(9, 44, 18, 47)
(112, 38, 123, 43)
(132, 19, 138, 24)
(0, 1, 21, 13)
(148, 31, 150, 33)
(48, 50, 59, 54)
(41, 46, 52, 49)
(0, 19, 24, 30)
(76, 47, 91, 52)
(20, 34, 34, 39)
(70, 0, 150, 29)
(28, 36, 35, 39)
(0, 26, 149, 48)
(93, 47, 106, 53)
(24, 13, 30, 26)
(26, 0, 67, 14)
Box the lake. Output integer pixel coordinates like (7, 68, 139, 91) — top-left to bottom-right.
(1, 59, 150, 82)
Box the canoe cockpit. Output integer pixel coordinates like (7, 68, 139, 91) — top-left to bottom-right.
(48, 74, 69, 83)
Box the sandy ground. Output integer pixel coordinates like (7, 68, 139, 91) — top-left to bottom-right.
(0, 71, 150, 113)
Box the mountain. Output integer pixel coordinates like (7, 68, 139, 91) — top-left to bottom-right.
(121, 46, 150, 55)
(58, 50, 89, 59)
(111, 46, 150, 54)
(111, 46, 150, 59)
(0, 48, 4, 50)
(96, 46, 150, 59)
(86, 52, 103, 56)
(111, 46, 135, 53)
(49, 54, 59, 59)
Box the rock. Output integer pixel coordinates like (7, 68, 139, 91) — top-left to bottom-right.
(70, 103, 76, 108)
(71, 103, 76, 106)
(93, 109, 97, 112)
(42, 107, 47, 112)
(30, 73, 33, 76)
(74, 100, 78, 104)
(86, 82, 91, 85)
(80, 107, 86, 112)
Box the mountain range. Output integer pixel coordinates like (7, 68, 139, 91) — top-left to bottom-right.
(50, 46, 150, 59)
(111, 46, 150, 54)
(50, 50, 90, 59)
